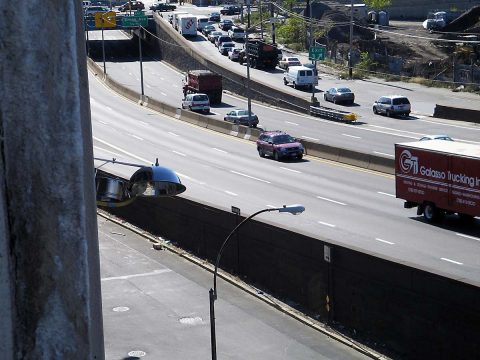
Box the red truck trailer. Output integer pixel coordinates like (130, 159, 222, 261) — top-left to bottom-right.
(395, 140, 480, 222)
(182, 70, 222, 104)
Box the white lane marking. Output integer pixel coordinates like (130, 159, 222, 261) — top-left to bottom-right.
(421, 119, 480, 131)
(161, 92, 167, 97)
(375, 238, 395, 245)
(285, 121, 299, 126)
(173, 84, 179, 88)
(373, 151, 394, 157)
(230, 170, 271, 184)
(212, 148, 228, 154)
(160, 77, 165, 81)
(168, 131, 179, 137)
(225, 190, 238, 196)
(301, 135, 319, 141)
(93, 137, 195, 183)
(102, 269, 172, 282)
(316, 196, 347, 206)
(172, 150, 186, 157)
(369, 124, 423, 137)
(456, 233, 480, 241)
(378, 191, 395, 197)
(440, 258, 463, 265)
(138, 121, 149, 127)
(99, 120, 108, 125)
(280, 167, 301, 174)
(129, 134, 144, 141)
(93, 145, 118, 156)
(342, 133, 361, 139)
(105, 106, 112, 111)
(318, 221, 336, 228)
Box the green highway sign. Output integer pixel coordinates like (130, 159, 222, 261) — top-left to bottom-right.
(309, 46, 326, 61)
(122, 11, 148, 27)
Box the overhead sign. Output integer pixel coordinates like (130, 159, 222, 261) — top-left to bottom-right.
(309, 46, 326, 61)
(122, 11, 148, 27)
(95, 11, 116, 28)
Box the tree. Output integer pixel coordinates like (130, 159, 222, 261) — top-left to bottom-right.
(363, 0, 391, 9)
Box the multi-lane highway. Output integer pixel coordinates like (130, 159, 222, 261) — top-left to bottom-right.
(90, 66, 480, 287)
(87, 24, 480, 158)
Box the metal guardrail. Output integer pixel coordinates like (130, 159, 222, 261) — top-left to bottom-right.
(309, 106, 358, 122)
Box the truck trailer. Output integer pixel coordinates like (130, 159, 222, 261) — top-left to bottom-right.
(182, 70, 222, 104)
(177, 14, 197, 37)
(395, 140, 480, 222)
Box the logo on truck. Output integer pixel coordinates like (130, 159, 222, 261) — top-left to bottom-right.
(399, 150, 418, 174)
(186, 19, 194, 29)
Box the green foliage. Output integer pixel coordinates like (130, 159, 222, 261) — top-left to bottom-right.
(363, 0, 391, 9)
(276, 17, 307, 50)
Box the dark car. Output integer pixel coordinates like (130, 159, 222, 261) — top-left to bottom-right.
(219, 19, 234, 31)
(220, 5, 241, 15)
(324, 87, 355, 105)
(224, 109, 258, 127)
(119, 1, 144, 12)
(150, 2, 176, 11)
(215, 35, 232, 48)
(202, 24, 216, 36)
(256, 131, 304, 161)
(84, 5, 109, 16)
(209, 12, 221, 22)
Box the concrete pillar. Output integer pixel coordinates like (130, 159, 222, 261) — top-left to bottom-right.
(0, 1, 104, 359)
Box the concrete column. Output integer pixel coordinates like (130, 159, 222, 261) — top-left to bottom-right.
(0, 1, 104, 359)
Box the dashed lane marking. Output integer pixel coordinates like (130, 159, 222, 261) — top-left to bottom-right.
(316, 196, 347, 206)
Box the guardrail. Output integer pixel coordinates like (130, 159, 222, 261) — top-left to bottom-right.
(310, 105, 358, 123)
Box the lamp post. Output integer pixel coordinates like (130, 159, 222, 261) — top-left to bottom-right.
(348, 0, 354, 79)
(209, 204, 305, 360)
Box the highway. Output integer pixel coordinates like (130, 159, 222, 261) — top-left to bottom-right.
(90, 70, 480, 287)
(87, 27, 480, 159)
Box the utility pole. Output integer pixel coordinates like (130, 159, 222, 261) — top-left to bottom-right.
(271, 2, 275, 45)
(348, 0, 354, 79)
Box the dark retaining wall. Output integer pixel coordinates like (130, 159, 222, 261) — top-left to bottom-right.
(433, 104, 480, 123)
(102, 193, 480, 360)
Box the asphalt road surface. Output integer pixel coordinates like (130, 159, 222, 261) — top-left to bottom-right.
(99, 215, 373, 359)
(90, 71, 480, 287)
(87, 27, 480, 159)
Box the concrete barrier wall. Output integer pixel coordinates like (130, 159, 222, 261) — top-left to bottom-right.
(433, 104, 480, 123)
(102, 191, 480, 360)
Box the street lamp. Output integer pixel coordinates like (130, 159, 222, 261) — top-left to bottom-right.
(209, 204, 305, 360)
(95, 157, 186, 207)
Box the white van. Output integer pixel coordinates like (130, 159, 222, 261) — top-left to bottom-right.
(196, 15, 210, 31)
(283, 66, 318, 90)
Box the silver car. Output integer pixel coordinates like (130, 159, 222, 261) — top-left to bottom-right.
(324, 87, 355, 105)
(224, 109, 259, 127)
(373, 95, 411, 117)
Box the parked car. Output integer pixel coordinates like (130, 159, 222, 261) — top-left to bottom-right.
(209, 12, 221, 22)
(208, 31, 224, 43)
(218, 42, 236, 55)
(84, 5, 109, 16)
(150, 2, 176, 11)
(224, 109, 259, 127)
(219, 19, 234, 31)
(256, 131, 304, 161)
(220, 5, 241, 15)
(419, 134, 454, 141)
(228, 27, 245, 41)
(323, 87, 355, 105)
(202, 24, 216, 37)
(228, 48, 242, 61)
(119, 1, 144, 11)
(373, 95, 411, 117)
(181, 93, 210, 114)
(215, 35, 232, 48)
(278, 56, 302, 70)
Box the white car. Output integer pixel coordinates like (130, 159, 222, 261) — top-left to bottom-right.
(228, 27, 245, 41)
(228, 48, 241, 61)
(218, 42, 236, 56)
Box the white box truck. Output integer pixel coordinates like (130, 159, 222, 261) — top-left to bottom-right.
(172, 11, 188, 30)
(178, 14, 197, 37)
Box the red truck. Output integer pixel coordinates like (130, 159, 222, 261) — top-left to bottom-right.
(395, 140, 480, 222)
(182, 70, 222, 104)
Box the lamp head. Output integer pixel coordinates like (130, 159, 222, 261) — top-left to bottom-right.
(129, 165, 186, 197)
(278, 204, 305, 215)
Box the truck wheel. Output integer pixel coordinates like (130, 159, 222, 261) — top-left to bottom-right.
(283, 78, 288, 85)
(293, 82, 297, 89)
(423, 203, 443, 223)
(258, 148, 265, 158)
(386, 110, 391, 117)
(459, 213, 474, 223)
